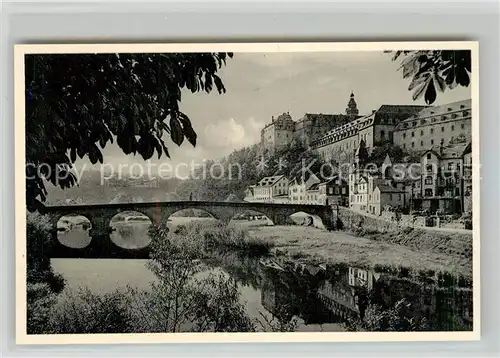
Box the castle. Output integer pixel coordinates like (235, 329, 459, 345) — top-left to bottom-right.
(260, 92, 361, 154)
(260, 93, 472, 164)
(251, 93, 473, 220)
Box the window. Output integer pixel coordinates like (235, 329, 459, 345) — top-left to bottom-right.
(427, 153, 432, 159)
(425, 176, 433, 185)
(420, 130, 424, 136)
(411, 131, 415, 137)
(441, 127, 445, 132)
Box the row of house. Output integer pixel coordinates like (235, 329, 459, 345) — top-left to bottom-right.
(244, 172, 349, 207)
(244, 137, 472, 216)
(349, 139, 473, 216)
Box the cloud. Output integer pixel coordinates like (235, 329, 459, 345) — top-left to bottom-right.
(202, 117, 263, 150)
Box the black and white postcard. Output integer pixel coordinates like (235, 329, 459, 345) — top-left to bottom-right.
(15, 42, 480, 344)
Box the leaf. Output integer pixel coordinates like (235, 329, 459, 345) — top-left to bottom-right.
(158, 137, 170, 158)
(138, 135, 154, 160)
(424, 78, 437, 104)
(178, 113, 197, 147)
(400, 55, 420, 79)
(117, 134, 134, 155)
(462, 51, 472, 72)
(412, 77, 429, 101)
(70, 148, 77, 163)
(169, 115, 184, 146)
(213, 74, 225, 94)
(408, 74, 428, 91)
(152, 137, 163, 159)
(433, 73, 446, 93)
(442, 66, 455, 85)
(456, 65, 470, 87)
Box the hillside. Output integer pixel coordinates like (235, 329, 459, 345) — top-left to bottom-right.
(42, 137, 418, 206)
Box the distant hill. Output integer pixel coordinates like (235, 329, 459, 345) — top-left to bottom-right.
(44, 169, 182, 206)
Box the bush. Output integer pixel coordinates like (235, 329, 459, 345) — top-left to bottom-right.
(26, 213, 66, 293)
(49, 288, 135, 334)
(345, 299, 429, 332)
(152, 221, 273, 257)
(27, 283, 58, 334)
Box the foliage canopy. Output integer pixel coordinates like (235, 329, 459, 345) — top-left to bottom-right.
(26, 52, 233, 211)
(389, 50, 471, 105)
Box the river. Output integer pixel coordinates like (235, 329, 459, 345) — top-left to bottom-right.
(52, 216, 344, 332)
(52, 216, 473, 332)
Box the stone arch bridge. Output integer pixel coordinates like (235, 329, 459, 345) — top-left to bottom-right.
(41, 201, 334, 259)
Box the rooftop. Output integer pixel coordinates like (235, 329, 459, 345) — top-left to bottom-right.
(395, 99, 472, 131)
(257, 175, 285, 187)
(422, 142, 469, 159)
(376, 184, 406, 193)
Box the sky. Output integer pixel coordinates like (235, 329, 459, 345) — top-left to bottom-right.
(74, 51, 471, 180)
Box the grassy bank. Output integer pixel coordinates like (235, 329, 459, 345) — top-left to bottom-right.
(168, 221, 274, 257)
(348, 226, 472, 260)
(248, 226, 472, 279)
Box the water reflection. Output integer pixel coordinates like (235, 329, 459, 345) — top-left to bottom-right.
(210, 252, 473, 332)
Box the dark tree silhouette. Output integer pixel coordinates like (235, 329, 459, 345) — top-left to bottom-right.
(388, 50, 471, 105)
(25, 52, 233, 211)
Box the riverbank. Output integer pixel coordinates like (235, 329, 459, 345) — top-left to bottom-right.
(246, 225, 472, 278)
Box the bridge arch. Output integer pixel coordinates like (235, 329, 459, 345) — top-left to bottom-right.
(229, 209, 275, 226)
(289, 211, 326, 229)
(55, 214, 93, 249)
(165, 208, 219, 233)
(109, 211, 153, 249)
